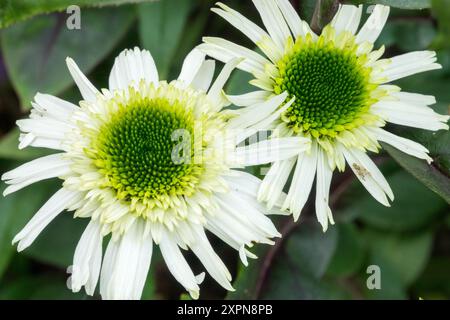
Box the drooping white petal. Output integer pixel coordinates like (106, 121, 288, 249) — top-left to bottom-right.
(69, 219, 103, 295)
(101, 221, 152, 300)
(33, 93, 78, 121)
(177, 48, 206, 87)
(66, 57, 100, 103)
(13, 188, 83, 252)
(356, 5, 390, 44)
(352, 148, 394, 201)
(2, 154, 71, 196)
(380, 51, 442, 82)
(224, 170, 288, 214)
(258, 157, 296, 209)
(200, 37, 270, 74)
(212, 2, 282, 62)
(227, 91, 270, 107)
(211, 195, 276, 246)
(315, 147, 334, 232)
(283, 142, 317, 221)
(252, 0, 291, 49)
(109, 47, 159, 92)
(233, 136, 310, 166)
(188, 224, 234, 291)
(100, 237, 119, 298)
(190, 60, 216, 92)
(372, 100, 449, 131)
(331, 4, 363, 35)
(16, 118, 73, 141)
(228, 92, 288, 129)
(340, 146, 391, 207)
(208, 57, 243, 108)
(391, 91, 436, 106)
(159, 229, 200, 299)
(234, 96, 296, 144)
(18, 134, 63, 151)
(370, 127, 432, 163)
(275, 0, 314, 39)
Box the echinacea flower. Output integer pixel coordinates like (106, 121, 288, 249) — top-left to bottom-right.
(1, 47, 283, 299)
(199, 1, 450, 231)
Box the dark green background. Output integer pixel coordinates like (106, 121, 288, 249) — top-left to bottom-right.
(0, 0, 449, 300)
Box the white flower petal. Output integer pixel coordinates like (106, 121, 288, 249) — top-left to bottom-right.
(2, 154, 71, 196)
(340, 146, 391, 207)
(258, 157, 296, 209)
(315, 147, 334, 232)
(227, 90, 270, 107)
(371, 127, 432, 163)
(391, 91, 436, 106)
(177, 48, 206, 87)
(190, 59, 216, 92)
(283, 142, 317, 221)
(13, 188, 82, 252)
(200, 37, 270, 74)
(70, 219, 103, 295)
(188, 224, 234, 291)
(101, 221, 152, 300)
(275, 0, 314, 39)
(381, 51, 442, 82)
(212, 2, 281, 62)
(66, 57, 100, 103)
(351, 148, 394, 201)
(208, 57, 243, 108)
(34, 93, 78, 121)
(228, 92, 288, 129)
(218, 190, 281, 238)
(372, 100, 449, 131)
(252, 0, 291, 49)
(224, 170, 288, 214)
(331, 4, 363, 35)
(109, 47, 159, 91)
(159, 229, 200, 299)
(356, 5, 390, 44)
(233, 136, 310, 166)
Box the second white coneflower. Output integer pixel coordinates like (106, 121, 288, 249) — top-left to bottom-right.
(200, 1, 449, 231)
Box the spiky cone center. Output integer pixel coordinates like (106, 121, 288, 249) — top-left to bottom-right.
(273, 26, 381, 140)
(64, 81, 230, 228)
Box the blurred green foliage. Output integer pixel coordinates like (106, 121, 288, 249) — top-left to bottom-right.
(0, 0, 448, 300)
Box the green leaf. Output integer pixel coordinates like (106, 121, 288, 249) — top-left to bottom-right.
(0, 179, 59, 279)
(285, 223, 338, 279)
(376, 19, 436, 51)
(25, 213, 88, 268)
(365, 230, 433, 288)
(0, 128, 51, 160)
(138, 0, 193, 79)
(1, 5, 136, 108)
(344, 169, 447, 231)
(431, 0, 450, 49)
(0, 275, 86, 299)
(383, 144, 450, 204)
(383, 55, 450, 204)
(0, 0, 149, 29)
(263, 262, 350, 299)
(414, 257, 450, 299)
(344, 0, 431, 9)
(327, 223, 365, 277)
(228, 221, 341, 299)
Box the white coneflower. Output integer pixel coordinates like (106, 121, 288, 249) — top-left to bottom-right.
(199, 1, 450, 231)
(1, 47, 286, 299)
